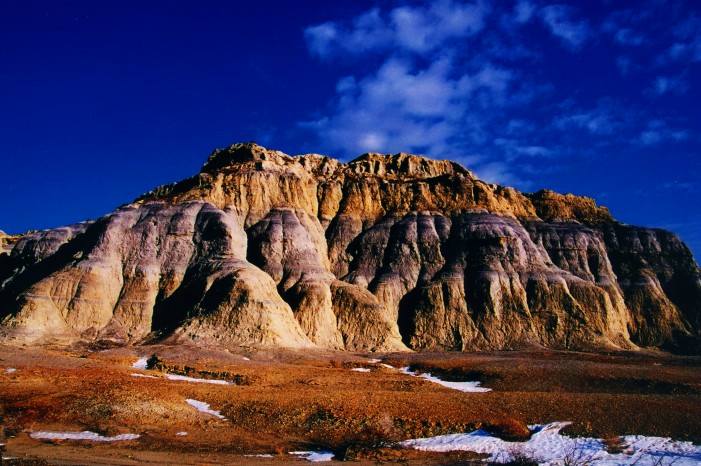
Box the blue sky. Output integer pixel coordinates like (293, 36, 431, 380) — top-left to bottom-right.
(1, 0, 700, 259)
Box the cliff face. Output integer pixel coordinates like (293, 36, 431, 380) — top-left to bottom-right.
(1, 143, 699, 352)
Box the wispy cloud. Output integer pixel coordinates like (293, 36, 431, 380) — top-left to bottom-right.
(513, 0, 536, 24)
(669, 13, 701, 62)
(637, 120, 690, 146)
(304, 9, 391, 59)
(301, 57, 517, 158)
(659, 38, 701, 64)
(300, 1, 538, 187)
(649, 74, 690, 96)
(299, 0, 698, 188)
(603, 10, 648, 47)
(304, 0, 489, 60)
(604, 5, 701, 70)
(553, 100, 630, 137)
(552, 101, 693, 149)
(613, 28, 646, 46)
(659, 181, 698, 192)
(494, 138, 555, 161)
(539, 5, 590, 50)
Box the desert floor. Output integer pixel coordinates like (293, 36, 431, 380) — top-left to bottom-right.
(0, 343, 699, 465)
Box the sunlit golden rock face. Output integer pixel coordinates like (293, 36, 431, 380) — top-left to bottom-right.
(1, 143, 699, 352)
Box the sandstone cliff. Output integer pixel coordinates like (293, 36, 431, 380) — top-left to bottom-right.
(1, 143, 699, 352)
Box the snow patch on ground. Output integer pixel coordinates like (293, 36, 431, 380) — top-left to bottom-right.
(132, 356, 230, 384)
(368, 358, 381, 363)
(402, 422, 701, 465)
(175, 432, 188, 436)
(29, 431, 140, 442)
(130, 372, 230, 384)
(380, 363, 394, 369)
(186, 399, 227, 420)
(400, 367, 491, 393)
(242, 357, 250, 361)
(290, 451, 335, 462)
(351, 367, 371, 372)
(245, 454, 274, 458)
(132, 357, 149, 370)
(166, 373, 231, 385)
(4, 368, 16, 374)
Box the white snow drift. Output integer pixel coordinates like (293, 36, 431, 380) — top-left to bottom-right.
(399, 367, 491, 392)
(29, 431, 139, 442)
(165, 373, 231, 384)
(130, 372, 230, 384)
(290, 451, 335, 462)
(130, 357, 231, 384)
(402, 422, 701, 465)
(132, 357, 149, 370)
(186, 399, 227, 420)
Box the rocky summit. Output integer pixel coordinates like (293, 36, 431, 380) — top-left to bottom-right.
(1, 143, 699, 353)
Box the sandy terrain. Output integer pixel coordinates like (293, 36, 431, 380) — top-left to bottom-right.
(0, 343, 699, 465)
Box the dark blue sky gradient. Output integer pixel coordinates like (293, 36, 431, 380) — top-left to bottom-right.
(1, 1, 699, 259)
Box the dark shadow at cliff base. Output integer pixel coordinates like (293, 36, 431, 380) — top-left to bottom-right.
(397, 289, 419, 349)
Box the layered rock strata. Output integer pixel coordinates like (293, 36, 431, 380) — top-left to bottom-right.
(1, 143, 698, 352)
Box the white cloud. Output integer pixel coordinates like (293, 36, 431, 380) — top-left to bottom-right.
(637, 120, 690, 146)
(660, 37, 701, 63)
(391, 1, 488, 54)
(303, 0, 489, 59)
(299, 1, 697, 191)
(613, 28, 646, 46)
(672, 12, 701, 61)
(304, 22, 338, 58)
(653, 77, 671, 94)
(603, 7, 700, 66)
(494, 138, 555, 160)
(516, 145, 554, 157)
(301, 3, 526, 161)
(513, 0, 536, 24)
(301, 57, 518, 158)
(299, 1, 593, 189)
(650, 75, 689, 96)
(668, 42, 690, 61)
(672, 131, 691, 141)
(539, 5, 590, 50)
(304, 9, 390, 59)
(550, 100, 692, 149)
(553, 108, 617, 136)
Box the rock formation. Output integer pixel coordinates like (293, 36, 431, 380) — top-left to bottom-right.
(1, 143, 699, 352)
(0, 230, 20, 255)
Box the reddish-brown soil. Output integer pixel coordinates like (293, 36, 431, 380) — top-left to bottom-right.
(0, 343, 699, 465)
